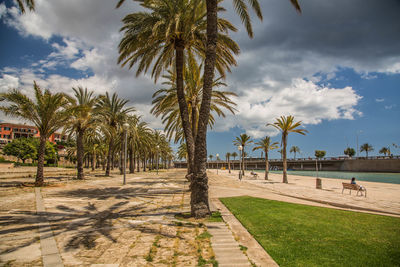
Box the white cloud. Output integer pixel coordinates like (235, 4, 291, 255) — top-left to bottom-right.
(0, 3, 6, 19)
(213, 79, 362, 138)
(375, 98, 385, 102)
(0, 74, 19, 91)
(384, 104, 396, 110)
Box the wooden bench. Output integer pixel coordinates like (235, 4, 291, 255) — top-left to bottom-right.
(342, 183, 366, 197)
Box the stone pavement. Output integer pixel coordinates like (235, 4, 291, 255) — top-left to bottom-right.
(35, 188, 64, 267)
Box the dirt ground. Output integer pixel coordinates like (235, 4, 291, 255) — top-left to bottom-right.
(0, 168, 215, 267)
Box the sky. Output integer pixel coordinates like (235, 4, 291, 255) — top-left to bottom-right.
(0, 0, 399, 159)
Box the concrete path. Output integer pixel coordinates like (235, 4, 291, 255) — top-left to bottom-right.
(206, 222, 251, 267)
(35, 188, 64, 267)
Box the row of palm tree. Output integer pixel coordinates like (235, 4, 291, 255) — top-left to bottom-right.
(0, 83, 173, 186)
(228, 115, 307, 182)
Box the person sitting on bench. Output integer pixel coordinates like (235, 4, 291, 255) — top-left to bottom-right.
(351, 177, 365, 195)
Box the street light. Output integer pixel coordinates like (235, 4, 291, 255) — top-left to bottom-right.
(123, 122, 129, 185)
(216, 153, 219, 174)
(238, 145, 243, 180)
(156, 145, 160, 175)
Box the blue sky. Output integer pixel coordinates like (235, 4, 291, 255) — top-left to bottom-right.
(0, 0, 399, 159)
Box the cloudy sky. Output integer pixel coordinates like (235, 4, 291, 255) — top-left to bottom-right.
(1, 0, 399, 159)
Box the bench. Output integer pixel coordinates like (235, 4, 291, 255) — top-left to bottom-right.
(250, 172, 258, 179)
(342, 183, 366, 197)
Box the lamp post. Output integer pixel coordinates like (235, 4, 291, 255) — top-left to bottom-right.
(238, 145, 242, 180)
(156, 145, 159, 175)
(123, 122, 129, 185)
(216, 153, 219, 174)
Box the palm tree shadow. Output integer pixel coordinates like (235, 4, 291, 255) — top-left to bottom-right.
(0, 185, 187, 254)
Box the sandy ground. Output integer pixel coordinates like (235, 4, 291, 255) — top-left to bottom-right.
(208, 169, 400, 216)
(0, 169, 215, 267)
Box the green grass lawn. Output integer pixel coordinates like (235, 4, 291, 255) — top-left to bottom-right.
(220, 196, 400, 267)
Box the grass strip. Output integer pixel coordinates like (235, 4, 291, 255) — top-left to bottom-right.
(220, 196, 400, 267)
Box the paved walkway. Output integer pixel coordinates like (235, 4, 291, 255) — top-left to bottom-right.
(206, 222, 251, 267)
(35, 188, 64, 267)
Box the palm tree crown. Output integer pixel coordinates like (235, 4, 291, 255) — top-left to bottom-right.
(360, 143, 374, 158)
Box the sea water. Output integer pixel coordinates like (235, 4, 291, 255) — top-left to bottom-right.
(257, 170, 400, 185)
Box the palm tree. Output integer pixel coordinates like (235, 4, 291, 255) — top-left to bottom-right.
(95, 92, 135, 176)
(267, 115, 308, 183)
(233, 134, 253, 175)
(360, 143, 374, 158)
(379, 147, 390, 157)
(118, 0, 239, 177)
(253, 136, 279, 180)
(290, 146, 300, 159)
(225, 152, 231, 173)
(0, 82, 69, 186)
(63, 87, 98, 179)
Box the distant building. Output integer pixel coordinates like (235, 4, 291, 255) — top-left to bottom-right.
(0, 122, 66, 146)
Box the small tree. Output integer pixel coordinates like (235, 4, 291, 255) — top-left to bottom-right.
(379, 147, 390, 156)
(315, 150, 326, 159)
(3, 138, 37, 163)
(344, 147, 355, 158)
(360, 143, 374, 158)
(289, 146, 300, 159)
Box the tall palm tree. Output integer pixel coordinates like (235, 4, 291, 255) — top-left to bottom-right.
(290, 146, 300, 159)
(0, 82, 69, 186)
(360, 143, 374, 158)
(95, 92, 135, 176)
(267, 115, 308, 183)
(233, 133, 253, 175)
(191, 0, 300, 217)
(118, 0, 239, 177)
(253, 136, 279, 180)
(63, 87, 98, 179)
(225, 152, 231, 173)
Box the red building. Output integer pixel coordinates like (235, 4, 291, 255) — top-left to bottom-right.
(0, 123, 66, 146)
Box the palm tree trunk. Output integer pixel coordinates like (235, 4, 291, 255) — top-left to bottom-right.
(175, 42, 195, 175)
(129, 148, 134, 173)
(265, 151, 269, 180)
(190, 0, 218, 218)
(106, 139, 113, 176)
(35, 135, 46, 186)
(283, 134, 288, 183)
(77, 128, 85, 179)
(91, 152, 96, 171)
(228, 157, 231, 173)
(137, 154, 140, 172)
(191, 103, 197, 141)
